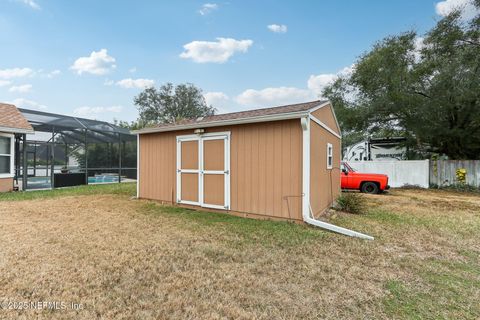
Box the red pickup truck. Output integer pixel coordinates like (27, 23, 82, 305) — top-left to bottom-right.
(341, 162, 390, 194)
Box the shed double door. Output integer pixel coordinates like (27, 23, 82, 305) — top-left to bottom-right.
(176, 133, 230, 210)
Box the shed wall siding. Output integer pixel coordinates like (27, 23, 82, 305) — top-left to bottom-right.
(309, 119, 341, 216)
(139, 131, 177, 203)
(139, 119, 303, 220)
(311, 104, 341, 135)
(0, 178, 13, 192)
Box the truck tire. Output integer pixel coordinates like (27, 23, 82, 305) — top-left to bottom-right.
(361, 182, 379, 194)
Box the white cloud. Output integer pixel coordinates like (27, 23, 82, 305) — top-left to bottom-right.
(204, 91, 229, 109)
(180, 38, 253, 63)
(267, 24, 288, 33)
(9, 84, 32, 93)
(412, 37, 425, 62)
(207, 64, 356, 110)
(236, 87, 315, 107)
(307, 74, 337, 96)
(414, 37, 425, 52)
(104, 79, 114, 86)
(199, 3, 218, 15)
(0, 67, 34, 79)
(47, 69, 61, 78)
(0, 80, 11, 87)
(73, 106, 123, 118)
(204, 91, 229, 105)
(435, 0, 479, 20)
(307, 65, 355, 97)
(116, 78, 155, 89)
(15, 0, 40, 10)
(129, 67, 137, 73)
(36, 69, 61, 78)
(11, 98, 47, 110)
(70, 49, 116, 75)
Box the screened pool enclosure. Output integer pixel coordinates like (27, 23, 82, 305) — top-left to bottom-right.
(15, 109, 137, 190)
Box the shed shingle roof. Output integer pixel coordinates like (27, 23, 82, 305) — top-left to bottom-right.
(0, 103, 34, 133)
(136, 100, 328, 134)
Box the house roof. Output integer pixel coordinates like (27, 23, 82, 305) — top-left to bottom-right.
(134, 100, 329, 134)
(0, 103, 34, 134)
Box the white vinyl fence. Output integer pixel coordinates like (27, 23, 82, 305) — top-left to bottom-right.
(348, 160, 430, 188)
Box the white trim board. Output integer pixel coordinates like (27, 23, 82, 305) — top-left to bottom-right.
(309, 115, 342, 139)
(0, 133, 15, 179)
(132, 101, 344, 136)
(0, 126, 34, 134)
(136, 134, 140, 198)
(308, 101, 342, 136)
(134, 111, 310, 134)
(301, 116, 310, 219)
(176, 132, 231, 140)
(132, 101, 335, 135)
(330, 105, 342, 136)
(327, 143, 333, 169)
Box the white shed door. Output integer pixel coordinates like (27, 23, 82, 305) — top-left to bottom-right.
(176, 133, 230, 210)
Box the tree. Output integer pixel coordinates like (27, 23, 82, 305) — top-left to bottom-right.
(134, 83, 216, 125)
(113, 119, 144, 131)
(323, 2, 480, 159)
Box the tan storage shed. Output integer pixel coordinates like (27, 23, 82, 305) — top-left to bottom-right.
(134, 100, 342, 223)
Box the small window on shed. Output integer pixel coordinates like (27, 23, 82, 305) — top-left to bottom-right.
(327, 143, 333, 169)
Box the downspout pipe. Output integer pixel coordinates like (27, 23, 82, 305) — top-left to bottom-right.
(304, 204, 374, 240)
(301, 116, 374, 241)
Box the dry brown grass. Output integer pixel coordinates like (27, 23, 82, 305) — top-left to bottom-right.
(0, 186, 479, 319)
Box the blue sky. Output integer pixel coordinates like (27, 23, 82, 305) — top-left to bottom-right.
(0, 0, 473, 122)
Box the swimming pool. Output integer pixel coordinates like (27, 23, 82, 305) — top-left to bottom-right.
(24, 174, 121, 190)
(88, 175, 120, 184)
(26, 176, 52, 189)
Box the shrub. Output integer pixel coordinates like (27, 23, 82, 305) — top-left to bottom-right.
(335, 192, 367, 214)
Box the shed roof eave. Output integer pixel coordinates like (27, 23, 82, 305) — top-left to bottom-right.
(132, 110, 311, 135)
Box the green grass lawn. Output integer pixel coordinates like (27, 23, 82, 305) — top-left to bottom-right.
(0, 182, 137, 201)
(0, 184, 479, 319)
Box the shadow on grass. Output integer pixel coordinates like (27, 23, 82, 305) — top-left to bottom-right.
(140, 202, 328, 248)
(0, 182, 137, 202)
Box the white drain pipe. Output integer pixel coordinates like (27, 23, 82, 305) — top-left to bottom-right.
(305, 204, 374, 240)
(301, 114, 374, 240)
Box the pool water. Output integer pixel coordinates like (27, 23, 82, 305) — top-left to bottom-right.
(26, 176, 52, 189)
(88, 175, 120, 183)
(25, 175, 120, 190)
